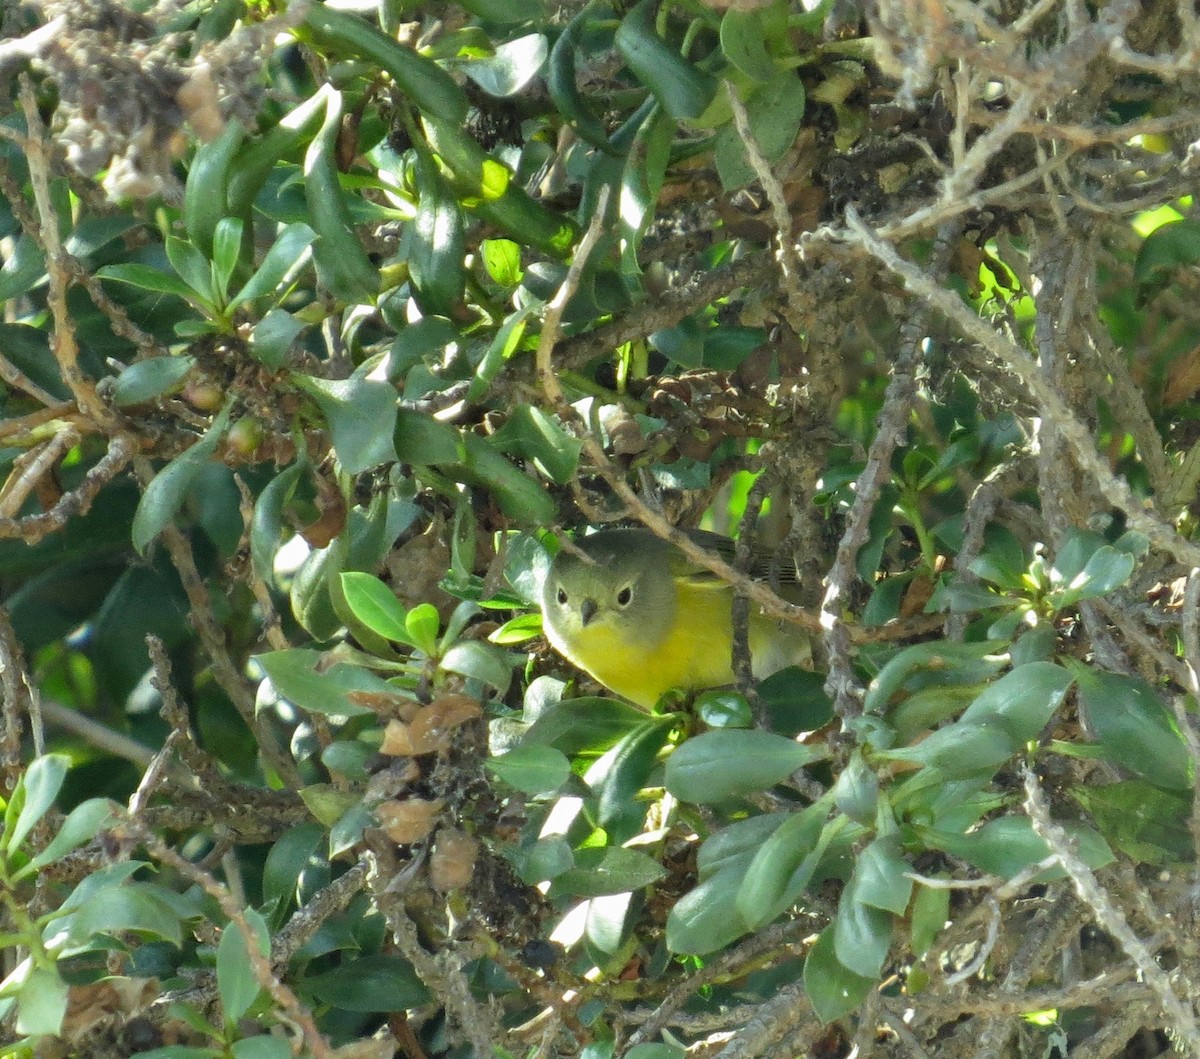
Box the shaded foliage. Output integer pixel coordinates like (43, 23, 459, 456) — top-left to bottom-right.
(2, 0, 1200, 1057)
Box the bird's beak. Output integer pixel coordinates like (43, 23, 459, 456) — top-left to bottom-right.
(580, 598, 597, 626)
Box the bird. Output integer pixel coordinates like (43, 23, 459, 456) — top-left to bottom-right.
(539, 527, 810, 708)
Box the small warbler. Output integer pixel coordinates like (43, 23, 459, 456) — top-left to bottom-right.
(540, 528, 810, 708)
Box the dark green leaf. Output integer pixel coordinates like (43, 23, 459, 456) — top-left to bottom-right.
(487, 745, 571, 794)
(666, 865, 750, 955)
(552, 847, 666, 898)
(132, 402, 232, 553)
(292, 375, 397, 475)
(112, 356, 195, 407)
(924, 815, 1113, 880)
(230, 222, 317, 307)
(665, 729, 817, 803)
(958, 661, 1072, 742)
(614, 0, 717, 121)
(393, 408, 462, 465)
(250, 456, 307, 587)
(522, 697, 653, 755)
(804, 926, 874, 1023)
(303, 954, 432, 1012)
(1071, 663, 1192, 789)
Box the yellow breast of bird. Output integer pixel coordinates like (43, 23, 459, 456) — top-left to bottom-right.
(560, 581, 736, 708)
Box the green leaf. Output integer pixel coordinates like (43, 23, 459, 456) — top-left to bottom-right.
(615, 0, 717, 121)
(910, 881, 949, 959)
(5, 754, 68, 855)
(250, 308, 304, 369)
(481, 238, 523, 286)
(625, 1045, 685, 1059)
(166, 235, 217, 306)
(303, 954, 432, 1012)
(552, 847, 666, 898)
(250, 456, 307, 587)
(833, 882, 893, 979)
(292, 375, 397, 475)
(1134, 218, 1200, 302)
(853, 837, 912, 915)
(924, 815, 1113, 880)
(217, 909, 269, 1025)
(301, 4, 468, 124)
(831, 751, 878, 825)
(666, 864, 749, 955)
(879, 720, 1019, 778)
(405, 603, 441, 655)
(697, 813, 789, 879)
(587, 717, 676, 836)
(522, 697, 652, 755)
(230, 222, 317, 308)
(487, 405, 581, 485)
(0, 234, 46, 301)
(863, 640, 1007, 716)
(720, 8, 778, 82)
(736, 799, 833, 929)
(67, 882, 185, 947)
(132, 402, 233, 553)
(409, 155, 466, 317)
(21, 799, 116, 877)
(804, 926, 874, 1023)
(694, 689, 754, 728)
(96, 262, 198, 302)
(444, 431, 557, 526)
(440, 640, 513, 694)
(714, 73, 806, 190)
(261, 822, 325, 926)
(393, 408, 462, 465)
(665, 730, 818, 803)
(957, 661, 1073, 742)
(1070, 664, 1192, 789)
(339, 572, 416, 645)
(487, 745, 571, 794)
(1071, 780, 1193, 864)
(463, 32, 549, 96)
(255, 648, 386, 718)
(231, 1037, 292, 1059)
(112, 356, 195, 407)
(210, 216, 244, 301)
(13, 966, 68, 1036)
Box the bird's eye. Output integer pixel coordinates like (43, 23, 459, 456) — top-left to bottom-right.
(556, 587, 568, 605)
(616, 586, 633, 606)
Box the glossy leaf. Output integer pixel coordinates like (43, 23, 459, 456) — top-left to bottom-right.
(339, 572, 416, 645)
(1071, 664, 1192, 789)
(664, 729, 817, 803)
(666, 864, 750, 955)
(552, 847, 666, 898)
(112, 356, 195, 407)
(303, 954, 432, 1012)
(217, 909, 269, 1025)
(255, 649, 388, 718)
(5, 754, 68, 855)
(132, 401, 233, 554)
(924, 815, 1113, 880)
(292, 375, 397, 475)
(488, 745, 571, 794)
(803, 926, 874, 1023)
(250, 456, 307, 586)
(614, 0, 717, 121)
